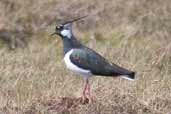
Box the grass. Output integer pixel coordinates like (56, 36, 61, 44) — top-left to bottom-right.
(0, 32, 170, 114)
(0, 0, 171, 114)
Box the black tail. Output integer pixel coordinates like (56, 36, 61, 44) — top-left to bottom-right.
(121, 72, 135, 81)
(110, 64, 135, 81)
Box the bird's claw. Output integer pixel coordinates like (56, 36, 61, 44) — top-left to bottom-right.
(81, 96, 89, 104)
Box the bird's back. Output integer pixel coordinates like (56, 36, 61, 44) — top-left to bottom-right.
(70, 46, 134, 78)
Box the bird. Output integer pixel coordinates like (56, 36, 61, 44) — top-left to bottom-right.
(51, 16, 135, 103)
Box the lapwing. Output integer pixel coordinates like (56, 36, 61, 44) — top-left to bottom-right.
(51, 16, 135, 102)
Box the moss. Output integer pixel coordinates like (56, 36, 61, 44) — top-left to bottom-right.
(0, 39, 6, 49)
(80, 33, 90, 44)
(0, 40, 4, 48)
(94, 32, 105, 42)
(109, 32, 124, 47)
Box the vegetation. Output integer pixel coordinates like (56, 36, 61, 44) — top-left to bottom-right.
(0, 0, 170, 114)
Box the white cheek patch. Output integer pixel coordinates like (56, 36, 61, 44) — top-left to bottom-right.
(61, 29, 72, 39)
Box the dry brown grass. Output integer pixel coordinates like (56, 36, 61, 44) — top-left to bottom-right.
(0, 0, 171, 114)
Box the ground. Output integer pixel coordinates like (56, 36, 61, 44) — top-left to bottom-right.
(0, 0, 171, 114)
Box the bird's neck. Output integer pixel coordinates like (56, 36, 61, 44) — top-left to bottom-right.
(62, 35, 82, 55)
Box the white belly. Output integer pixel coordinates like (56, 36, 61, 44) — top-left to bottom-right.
(64, 49, 92, 76)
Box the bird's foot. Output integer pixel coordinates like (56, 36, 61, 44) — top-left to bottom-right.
(80, 95, 89, 104)
(80, 94, 93, 104)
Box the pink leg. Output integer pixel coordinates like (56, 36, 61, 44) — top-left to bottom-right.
(82, 78, 89, 103)
(82, 80, 88, 99)
(87, 80, 90, 98)
(87, 81, 92, 103)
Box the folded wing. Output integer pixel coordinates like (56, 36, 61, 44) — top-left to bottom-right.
(70, 48, 135, 79)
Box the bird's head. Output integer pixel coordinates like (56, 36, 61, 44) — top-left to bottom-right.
(52, 23, 72, 39)
(51, 15, 88, 39)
